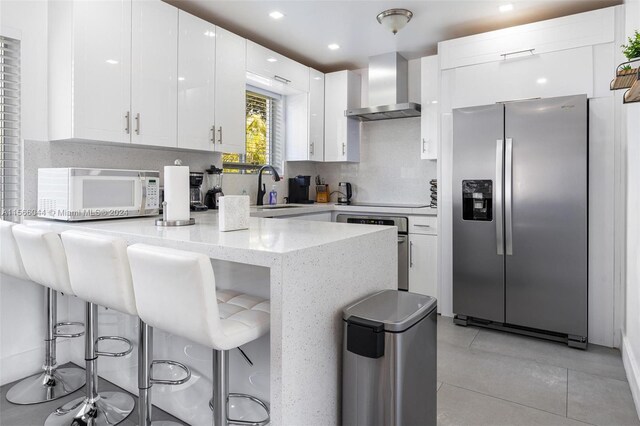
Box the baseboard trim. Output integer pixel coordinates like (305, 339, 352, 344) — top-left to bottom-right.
(622, 333, 640, 421)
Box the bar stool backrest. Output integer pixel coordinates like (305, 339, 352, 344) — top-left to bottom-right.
(0, 220, 28, 280)
(12, 225, 73, 294)
(61, 230, 137, 316)
(127, 244, 223, 349)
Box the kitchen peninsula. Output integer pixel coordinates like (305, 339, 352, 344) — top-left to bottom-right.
(26, 212, 397, 425)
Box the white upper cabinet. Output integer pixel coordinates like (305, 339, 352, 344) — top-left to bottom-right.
(177, 11, 216, 151)
(214, 27, 246, 155)
(246, 40, 310, 93)
(324, 71, 361, 162)
(420, 56, 439, 160)
(308, 68, 325, 162)
(445, 46, 594, 110)
(131, 0, 178, 147)
(49, 0, 132, 143)
(286, 68, 324, 162)
(439, 7, 615, 69)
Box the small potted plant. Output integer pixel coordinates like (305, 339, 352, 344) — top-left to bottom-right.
(611, 31, 640, 90)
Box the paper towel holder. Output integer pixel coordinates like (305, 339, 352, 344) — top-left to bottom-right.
(155, 201, 195, 226)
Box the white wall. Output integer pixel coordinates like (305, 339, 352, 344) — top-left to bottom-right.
(0, 0, 51, 385)
(623, 0, 640, 418)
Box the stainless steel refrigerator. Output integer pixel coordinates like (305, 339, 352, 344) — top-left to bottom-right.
(452, 95, 588, 348)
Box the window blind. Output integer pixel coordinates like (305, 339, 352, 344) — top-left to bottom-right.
(0, 35, 21, 222)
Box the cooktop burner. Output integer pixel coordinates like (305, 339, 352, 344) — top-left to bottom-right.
(338, 202, 431, 208)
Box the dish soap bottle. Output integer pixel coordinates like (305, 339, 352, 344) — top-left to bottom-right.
(269, 185, 277, 205)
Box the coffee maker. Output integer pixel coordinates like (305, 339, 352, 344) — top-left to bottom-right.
(190, 172, 208, 211)
(204, 166, 224, 209)
(288, 175, 313, 204)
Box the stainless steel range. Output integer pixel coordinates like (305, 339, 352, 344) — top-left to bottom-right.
(336, 214, 408, 291)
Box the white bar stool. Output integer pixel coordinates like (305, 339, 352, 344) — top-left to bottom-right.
(6, 223, 85, 404)
(53, 231, 190, 426)
(127, 244, 271, 426)
(45, 230, 138, 426)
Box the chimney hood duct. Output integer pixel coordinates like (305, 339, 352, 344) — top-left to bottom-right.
(346, 52, 421, 121)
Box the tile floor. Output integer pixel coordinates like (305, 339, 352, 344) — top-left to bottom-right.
(437, 316, 640, 426)
(1, 318, 639, 425)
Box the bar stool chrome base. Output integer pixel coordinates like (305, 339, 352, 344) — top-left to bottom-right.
(209, 394, 270, 426)
(5, 367, 85, 405)
(44, 391, 135, 426)
(5, 288, 85, 405)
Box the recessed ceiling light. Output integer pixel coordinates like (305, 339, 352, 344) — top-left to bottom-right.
(105, 59, 119, 65)
(269, 11, 284, 19)
(178, 77, 185, 81)
(536, 77, 548, 84)
(328, 43, 340, 50)
(431, 100, 438, 104)
(267, 57, 278, 63)
(499, 4, 514, 13)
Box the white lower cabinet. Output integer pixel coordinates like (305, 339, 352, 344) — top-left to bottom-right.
(409, 233, 438, 298)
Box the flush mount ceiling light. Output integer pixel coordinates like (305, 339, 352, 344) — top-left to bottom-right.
(328, 43, 340, 50)
(376, 9, 413, 35)
(269, 11, 284, 19)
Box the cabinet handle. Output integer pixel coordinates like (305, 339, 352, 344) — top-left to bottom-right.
(500, 48, 535, 59)
(125, 112, 130, 134)
(413, 224, 431, 228)
(422, 138, 427, 153)
(342, 142, 346, 156)
(211, 125, 215, 145)
(217, 126, 223, 144)
(310, 142, 314, 155)
(274, 75, 291, 84)
(410, 241, 414, 268)
(135, 113, 140, 135)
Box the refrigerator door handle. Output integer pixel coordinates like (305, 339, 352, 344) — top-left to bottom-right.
(505, 138, 513, 255)
(495, 139, 504, 256)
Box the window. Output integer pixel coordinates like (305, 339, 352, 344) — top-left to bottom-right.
(222, 89, 283, 174)
(0, 35, 21, 222)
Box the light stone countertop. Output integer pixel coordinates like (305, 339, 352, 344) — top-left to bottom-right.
(251, 202, 438, 218)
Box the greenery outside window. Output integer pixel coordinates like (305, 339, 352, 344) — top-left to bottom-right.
(223, 89, 283, 174)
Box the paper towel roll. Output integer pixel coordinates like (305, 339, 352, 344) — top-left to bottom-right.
(164, 165, 190, 221)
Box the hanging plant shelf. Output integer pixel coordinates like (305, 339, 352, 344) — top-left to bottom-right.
(623, 71, 640, 104)
(610, 58, 640, 90)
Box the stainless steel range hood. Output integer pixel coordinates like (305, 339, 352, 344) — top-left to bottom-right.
(346, 52, 421, 121)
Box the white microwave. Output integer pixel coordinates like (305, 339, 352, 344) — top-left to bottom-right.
(38, 168, 160, 221)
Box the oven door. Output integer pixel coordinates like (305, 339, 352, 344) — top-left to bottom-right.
(397, 234, 409, 291)
(69, 170, 144, 220)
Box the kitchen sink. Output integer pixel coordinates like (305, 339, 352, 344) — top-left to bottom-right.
(256, 205, 302, 210)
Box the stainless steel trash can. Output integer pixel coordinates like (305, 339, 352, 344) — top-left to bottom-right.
(342, 290, 437, 426)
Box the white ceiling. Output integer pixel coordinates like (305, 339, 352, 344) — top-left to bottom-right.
(165, 0, 621, 72)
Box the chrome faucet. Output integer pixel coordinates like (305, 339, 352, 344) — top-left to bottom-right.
(256, 165, 281, 206)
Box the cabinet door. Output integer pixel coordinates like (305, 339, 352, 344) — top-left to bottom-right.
(246, 41, 309, 93)
(177, 11, 215, 151)
(214, 27, 245, 154)
(72, 0, 132, 143)
(420, 56, 439, 160)
(409, 233, 438, 298)
(449, 46, 594, 109)
(309, 69, 325, 161)
(324, 71, 360, 162)
(131, 0, 178, 147)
